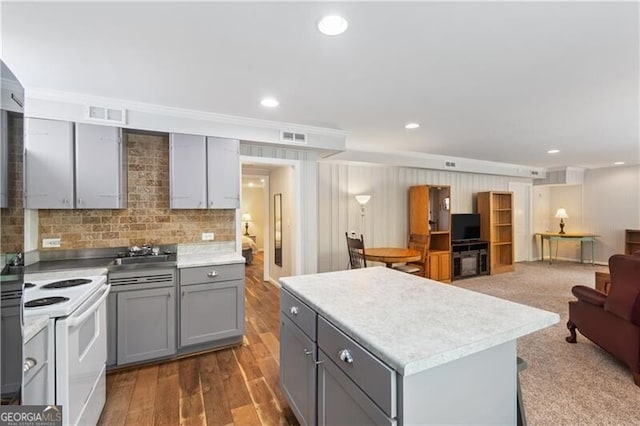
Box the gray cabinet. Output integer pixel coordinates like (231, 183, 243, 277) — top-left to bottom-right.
(1, 110, 8, 207)
(75, 123, 126, 208)
(169, 133, 239, 209)
(280, 290, 318, 426)
(169, 133, 207, 208)
(22, 325, 53, 405)
(116, 286, 176, 365)
(1, 305, 21, 397)
(106, 292, 117, 366)
(24, 118, 126, 209)
(206, 136, 240, 209)
(178, 263, 244, 348)
(24, 117, 74, 209)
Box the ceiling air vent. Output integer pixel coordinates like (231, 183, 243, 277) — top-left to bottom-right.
(444, 160, 457, 169)
(280, 130, 307, 144)
(86, 105, 127, 125)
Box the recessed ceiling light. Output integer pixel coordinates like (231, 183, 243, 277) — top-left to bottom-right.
(405, 123, 420, 130)
(260, 98, 279, 108)
(547, 149, 560, 154)
(318, 15, 349, 36)
(614, 161, 625, 165)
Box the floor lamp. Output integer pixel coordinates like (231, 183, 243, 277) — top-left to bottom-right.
(355, 195, 371, 234)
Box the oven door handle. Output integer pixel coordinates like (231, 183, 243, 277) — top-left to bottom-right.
(66, 284, 110, 328)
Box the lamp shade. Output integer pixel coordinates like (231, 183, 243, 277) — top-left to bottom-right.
(242, 213, 252, 222)
(355, 195, 371, 205)
(555, 208, 569, 219)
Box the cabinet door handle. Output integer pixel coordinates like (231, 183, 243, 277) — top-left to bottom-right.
(23, 357, 37, 373)
(303, 348, 313, 356)
(339, 349, 354, 364)
(290, 306, 299, 315)
(207, 271, 218, 278)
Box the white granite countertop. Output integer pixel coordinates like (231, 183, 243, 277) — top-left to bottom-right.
(280, 267, 559, 376)
(177, 242, 245, 268)
(23, 315, 49, 342)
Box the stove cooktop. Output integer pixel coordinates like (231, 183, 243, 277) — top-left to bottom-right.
(23, 275, 108, 318)
(24, 296, 70, 308)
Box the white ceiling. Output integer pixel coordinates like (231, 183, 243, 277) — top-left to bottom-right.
(2, 1, 638, 169)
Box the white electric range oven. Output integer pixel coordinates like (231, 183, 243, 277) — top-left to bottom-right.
(23, 275, 110, 426)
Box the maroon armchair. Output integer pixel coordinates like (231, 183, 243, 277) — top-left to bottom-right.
(566, 253, 640, 386)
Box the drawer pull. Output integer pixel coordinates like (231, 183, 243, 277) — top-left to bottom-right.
(304, 348, 313, 356)
(23, 357, 37, 373)
(339, 349, 354, 364)
(207, 271, 218, 278)
(290, 306, 299, 315)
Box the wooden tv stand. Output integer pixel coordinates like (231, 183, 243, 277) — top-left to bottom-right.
(452, 240, 489, 280)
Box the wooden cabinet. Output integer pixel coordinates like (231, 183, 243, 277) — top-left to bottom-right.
(169, 133, 240, 209)
(280, 289, 318, 426)
(75, 123, 126, 208)
(595, 271, 611, 294)
(22, 325, 53, 405)
(625, 229, 640, 255)
(24, 118, 74, 209)
(24, 118, 126, 209)
(179, 263, 245, 348)
(477, 191, 515, 274)
(409, 185, 451, 282)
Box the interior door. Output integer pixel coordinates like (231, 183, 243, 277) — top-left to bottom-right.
(508, 182, 532, 262)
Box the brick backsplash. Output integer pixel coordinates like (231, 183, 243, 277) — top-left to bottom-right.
(0, 115, 24, 253)
(38, 131, 235, 250)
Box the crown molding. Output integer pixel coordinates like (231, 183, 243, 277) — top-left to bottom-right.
(25, 87, 349, 138)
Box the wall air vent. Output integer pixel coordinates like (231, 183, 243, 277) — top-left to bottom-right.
(86, 105, 127, 125)
(530, 170, 539, 176)
(444, 160, 457, 169)
(280, 130, 307, 144)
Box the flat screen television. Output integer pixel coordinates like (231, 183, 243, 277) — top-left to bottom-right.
(452, 213, 481, 242)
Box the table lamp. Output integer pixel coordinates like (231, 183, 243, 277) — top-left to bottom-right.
(555, 208, 568, 234)
(242, 213, 252, 236)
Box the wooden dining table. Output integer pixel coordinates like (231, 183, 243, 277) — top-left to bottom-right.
(363, 247, 421, 268)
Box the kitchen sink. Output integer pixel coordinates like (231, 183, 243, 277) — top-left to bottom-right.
(1, 265, 24, 276)
(112, 254, 170, 265)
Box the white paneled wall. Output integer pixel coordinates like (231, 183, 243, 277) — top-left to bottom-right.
(584, 165, 640, 262)
(318, 162, 530, 272)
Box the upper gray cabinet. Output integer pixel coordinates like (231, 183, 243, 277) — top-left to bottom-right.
(75, 123, 127, 209)
(169, 133, 239, 209)
(24, 117, 75, 209)
(169, 133, 207, 208)
(24, 118, 126, 209)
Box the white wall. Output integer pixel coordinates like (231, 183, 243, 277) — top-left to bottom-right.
(584, 165, 640, 262)
(241, 186, 265, 249)
(317, 162, 531, 272)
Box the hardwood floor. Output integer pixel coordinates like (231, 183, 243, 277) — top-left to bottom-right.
(98, 252, 298, 426)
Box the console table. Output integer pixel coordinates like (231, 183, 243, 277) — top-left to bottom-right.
(536, 233, 598, 265)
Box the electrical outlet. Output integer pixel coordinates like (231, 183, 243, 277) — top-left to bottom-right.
(43, 238, 61, 248)
(202, 232, 214, 241)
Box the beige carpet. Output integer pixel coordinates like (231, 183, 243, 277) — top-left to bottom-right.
(453, 261, 640, 426)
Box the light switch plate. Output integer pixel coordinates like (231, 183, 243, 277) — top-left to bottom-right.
(202, 232, 215, 241)
(43, 238, 61, 248)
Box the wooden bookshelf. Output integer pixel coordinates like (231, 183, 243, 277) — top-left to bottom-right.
(625, 229, 640, 255)
(477, 191, 515, 274)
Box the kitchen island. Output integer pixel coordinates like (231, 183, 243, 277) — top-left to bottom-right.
(279, 267, 558, 425)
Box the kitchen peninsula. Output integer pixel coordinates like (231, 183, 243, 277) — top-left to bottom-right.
(279, 267, 558, 425)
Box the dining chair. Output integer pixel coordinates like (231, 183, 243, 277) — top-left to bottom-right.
(345, 232, 367, 269)
(393, 233, 429, 277)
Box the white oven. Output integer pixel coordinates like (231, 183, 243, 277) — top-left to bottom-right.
(23, 275, 109, 426)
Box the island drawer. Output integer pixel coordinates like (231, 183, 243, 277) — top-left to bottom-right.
(317, 316, 396, 418)
(280, 289, 316, 340)
(180, 263, 244, 286)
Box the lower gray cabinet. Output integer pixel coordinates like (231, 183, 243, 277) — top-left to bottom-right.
(178, 263, 245, 349)
(116, 287, 176, 365)
(180, 281, 243, 347)
(106, 292, 116, 366)
(317, 350, 395, 426)
(280, 315, 316, 426)
(1, 305, 21, 397)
